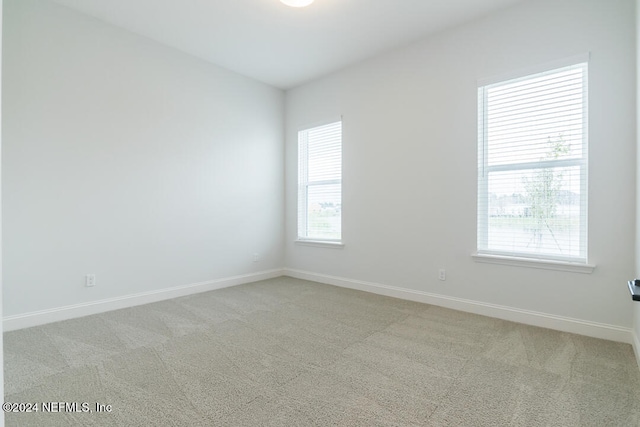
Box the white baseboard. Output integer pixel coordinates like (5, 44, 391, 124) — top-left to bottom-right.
(3, 269, 284, 332)
(6, 267, 636, 351)
(284, 268, 634, 344)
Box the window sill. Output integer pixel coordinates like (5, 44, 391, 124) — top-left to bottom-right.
(472, 253, 595, 274)
(295, 240, 344, 249)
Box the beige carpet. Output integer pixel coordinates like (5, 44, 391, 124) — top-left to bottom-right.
(4, 276, 640, 426)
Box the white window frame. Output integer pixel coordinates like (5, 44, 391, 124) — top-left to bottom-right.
(476, 55, 593, 271)
(297, 119, 343, 246)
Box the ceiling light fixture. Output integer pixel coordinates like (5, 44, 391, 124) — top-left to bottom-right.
(280, 0, 314, 7)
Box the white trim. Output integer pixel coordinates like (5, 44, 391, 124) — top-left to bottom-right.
(3, 269, 284, 332)
(477, 53, 590, 87)
(283, 268, 632, 344)
(472, 253, 596, 274)
(295, 240, 344, 248)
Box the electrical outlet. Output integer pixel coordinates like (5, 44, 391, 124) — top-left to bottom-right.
(85, 274, 96, 287)
(253, 253, 260, 263)
(438, 269, 446, 281)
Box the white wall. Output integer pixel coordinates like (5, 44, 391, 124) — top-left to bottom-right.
(3, 0, 637, 346)
(286, 0, 636, 332)
(3, 0, 284, 317)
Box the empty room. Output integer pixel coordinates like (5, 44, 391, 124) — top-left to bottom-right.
(2, 0, 640, 425)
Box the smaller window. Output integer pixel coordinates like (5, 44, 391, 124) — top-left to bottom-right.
(297, 120, 342, 242)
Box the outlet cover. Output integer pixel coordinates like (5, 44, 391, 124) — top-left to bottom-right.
(85, 274, 96, 287)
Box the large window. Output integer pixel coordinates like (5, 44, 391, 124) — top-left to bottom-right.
(298, 120, 342, 242)
(477, 60, 588, 263)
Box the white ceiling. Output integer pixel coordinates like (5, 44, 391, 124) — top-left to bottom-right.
(49, 0, 525, 89)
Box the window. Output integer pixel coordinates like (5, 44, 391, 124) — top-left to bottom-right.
(298, 120, 342, 242)
(477, 60, 588, 263)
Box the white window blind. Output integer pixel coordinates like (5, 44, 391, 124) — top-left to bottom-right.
(477, 61, 588, 263)
(298, 121, 342, 241)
